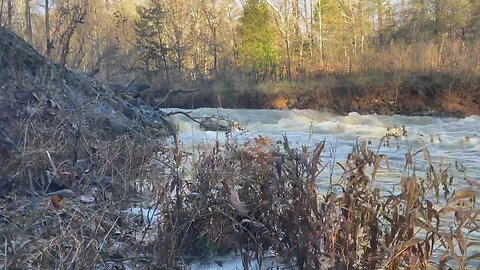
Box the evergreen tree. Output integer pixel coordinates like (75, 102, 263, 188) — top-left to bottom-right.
(135, 1, 169, 77)
(237, 0, 278, 81)
(432, 0, 470, 36)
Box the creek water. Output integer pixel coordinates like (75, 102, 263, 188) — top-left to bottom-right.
(167, 108, 480, 186)
(164, 108, 480, 269)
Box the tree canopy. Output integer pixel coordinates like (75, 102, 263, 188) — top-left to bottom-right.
(2, 0, 479, 82)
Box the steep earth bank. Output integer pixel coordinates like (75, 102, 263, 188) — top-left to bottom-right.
(0, 27, 170, 194)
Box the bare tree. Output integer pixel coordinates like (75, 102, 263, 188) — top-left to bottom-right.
(6, 0, 12, 29)
(317, 0, 323, 66)
(0, 0, 4, 26)
(45, 0, 52, 58)
(25, 0, 32, 43)
(165, 0, 194, 74)
(200, 0, 223, 78)
(267, 0, 292, 78)
(292, 0, 299, 37)
(56, 1, 88, 66)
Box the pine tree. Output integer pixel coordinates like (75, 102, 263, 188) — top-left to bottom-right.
(237, 0, 278, 81)
(135, 1, 171, 81)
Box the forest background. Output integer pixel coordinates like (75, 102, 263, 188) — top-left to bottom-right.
(2, 0, 479, 114)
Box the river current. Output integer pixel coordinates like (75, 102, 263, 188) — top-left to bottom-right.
(166, 108, 479, 187)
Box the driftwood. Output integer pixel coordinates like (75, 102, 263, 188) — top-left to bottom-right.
(198, 117, 244, 132)
(165, 111, 245, 133)
(166, 111, 201, 124)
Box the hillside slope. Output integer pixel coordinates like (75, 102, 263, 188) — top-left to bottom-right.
(0, 27, 168, 194)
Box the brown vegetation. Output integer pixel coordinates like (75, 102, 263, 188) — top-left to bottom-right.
(0, 29, 477, 266)
(2, 125, 479, 269)
(0, 1, 479, 268)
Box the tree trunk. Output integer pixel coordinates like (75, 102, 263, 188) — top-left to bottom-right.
(59, 27, 75, 66)
(292, 0, 301, 75)
(201, 1, 219, 79)
(59, 8, 88, 67)
(213, 31, 218, 78)
(162, 47, 170, 83)
(377, 0, 384, 45)
(292, 0, 299, 37)
(6, 0, 12, 29)
(25, 0, 32, 44)
(45, 0, 52, 58)
(0, 0, 4, 27)
(285, 37, 291, 79)
(359, 0, 365, 54)
(317, 0, 323, 67)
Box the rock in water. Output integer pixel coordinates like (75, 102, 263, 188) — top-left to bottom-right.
(200, 118, 230, 131)
(199, 117, 245, 132)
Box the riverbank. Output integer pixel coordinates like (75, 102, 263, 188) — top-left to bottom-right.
(157, 72, 480, 117)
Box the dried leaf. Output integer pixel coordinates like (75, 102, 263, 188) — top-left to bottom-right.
(439, 205, 458, 214)
(439, 253, 453, 270)
(405, 151, 413, 170)
(51, 195, 63, 209)
(443, 236, 462, 264)
(453, 190, 476, 201)
(402, 174, 418, 211)
(457, 233, 467, 256)
(229, 190, 247, 214)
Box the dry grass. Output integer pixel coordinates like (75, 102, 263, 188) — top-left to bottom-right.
(0, 78, 164, 269)
(156, 134, 480, 270)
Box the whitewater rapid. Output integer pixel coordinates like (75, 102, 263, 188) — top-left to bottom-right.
(165, 108, 480, 189)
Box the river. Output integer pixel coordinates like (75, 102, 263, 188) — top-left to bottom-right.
(167, 108, 479, 187)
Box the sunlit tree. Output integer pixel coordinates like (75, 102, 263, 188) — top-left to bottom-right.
(237, 0, 278, 81)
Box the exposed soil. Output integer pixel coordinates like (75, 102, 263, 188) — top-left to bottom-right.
(158, 73, 480, 117)
(344, 74, 480, 117)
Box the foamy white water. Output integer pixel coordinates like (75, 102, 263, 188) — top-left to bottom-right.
(165, 108, 480, 189)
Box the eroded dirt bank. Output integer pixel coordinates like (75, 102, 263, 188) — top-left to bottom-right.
(157, 73, 480, 117)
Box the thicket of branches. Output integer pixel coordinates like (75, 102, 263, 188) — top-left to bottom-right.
(1, 0, 479, 84)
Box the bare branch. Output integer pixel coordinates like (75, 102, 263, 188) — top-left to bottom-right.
(153, 88, 199, 109)
(166, 110, 201, 124)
